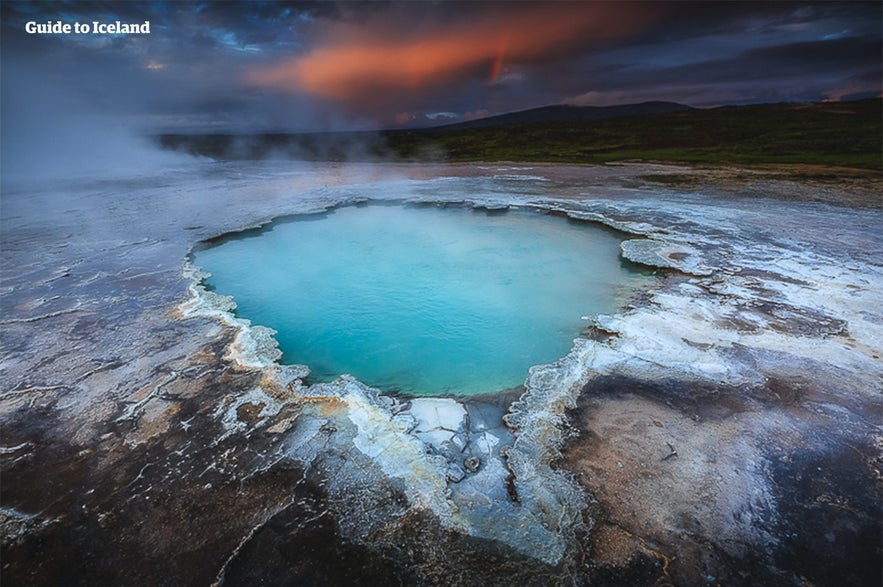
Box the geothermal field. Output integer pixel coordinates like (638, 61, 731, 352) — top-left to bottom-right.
(2, 160, 880, 585)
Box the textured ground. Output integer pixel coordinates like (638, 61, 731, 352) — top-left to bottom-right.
(1, 162, 880, 585)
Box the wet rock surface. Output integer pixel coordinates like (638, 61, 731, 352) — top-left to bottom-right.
(2, 161, 881, 585)
(564, 376, 881, 586)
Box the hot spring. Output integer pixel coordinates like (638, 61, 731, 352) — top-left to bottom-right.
(193, 204, 651, 396)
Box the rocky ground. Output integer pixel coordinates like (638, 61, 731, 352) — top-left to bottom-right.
(1, 161, 880, 585)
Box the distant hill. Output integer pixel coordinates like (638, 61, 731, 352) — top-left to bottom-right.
(438, 101, 695, 130)
(157, 98, 882, 170)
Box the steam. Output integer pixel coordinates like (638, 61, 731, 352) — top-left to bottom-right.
(0, 60, 195, 186)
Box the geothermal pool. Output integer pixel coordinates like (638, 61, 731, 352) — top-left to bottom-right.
(193, 203, 650, 396)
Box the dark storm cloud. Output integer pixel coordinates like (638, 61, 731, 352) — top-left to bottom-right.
(1, 1, 881, 131)
(559, 33, 882, 107)
(610, 35, 881, 88)
(1, 1, 341, 131)
(242, 1, 881, 123)
(744, 35, 881, 66)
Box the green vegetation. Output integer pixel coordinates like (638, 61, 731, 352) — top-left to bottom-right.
(158, 99, 882, 170)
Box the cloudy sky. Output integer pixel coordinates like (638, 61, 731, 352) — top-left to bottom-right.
(1, 1, 880, 133)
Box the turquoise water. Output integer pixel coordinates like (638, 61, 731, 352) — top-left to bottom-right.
(193, 204, 649, 396)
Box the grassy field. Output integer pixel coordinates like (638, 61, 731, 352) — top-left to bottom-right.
(159, 99, 882, 170)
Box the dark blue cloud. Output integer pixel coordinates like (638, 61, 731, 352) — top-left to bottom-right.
(1, 1, 880, 131)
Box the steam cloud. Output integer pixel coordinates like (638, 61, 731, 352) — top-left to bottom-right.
(1, 59, 193, 185)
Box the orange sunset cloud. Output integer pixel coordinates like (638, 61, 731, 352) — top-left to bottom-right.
(248, 4, 666, 103)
